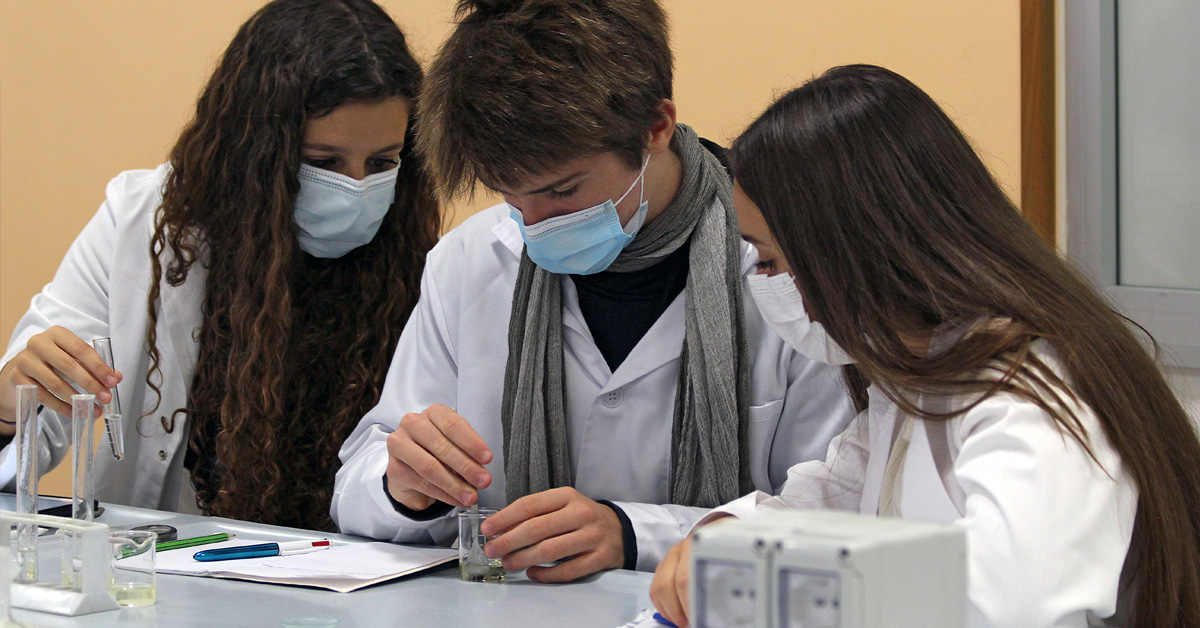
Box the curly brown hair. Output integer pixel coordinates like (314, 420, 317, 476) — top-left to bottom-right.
(143, 0, 439, 530)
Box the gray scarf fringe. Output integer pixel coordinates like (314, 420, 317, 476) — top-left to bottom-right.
(500, 124, 751, 508)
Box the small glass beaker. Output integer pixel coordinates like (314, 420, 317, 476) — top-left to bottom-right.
(109, 530, 156, 607)
(458, 507, 505, 582)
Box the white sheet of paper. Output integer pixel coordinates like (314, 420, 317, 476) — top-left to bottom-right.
(156, 539, 457, 593)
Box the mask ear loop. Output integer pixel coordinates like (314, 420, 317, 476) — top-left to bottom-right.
(613, 153, 651, 208)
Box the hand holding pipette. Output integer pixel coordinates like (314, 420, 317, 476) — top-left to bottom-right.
(384, 403, 493, 510)
(0, 326, 121, 431)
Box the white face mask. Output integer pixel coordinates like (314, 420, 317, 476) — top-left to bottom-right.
(293, 163, 398, 258)
(746, 272, 854, 365)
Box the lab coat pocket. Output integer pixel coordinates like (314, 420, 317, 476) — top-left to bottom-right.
(747, 399, 785, 492)
(749, 399, 784, 422)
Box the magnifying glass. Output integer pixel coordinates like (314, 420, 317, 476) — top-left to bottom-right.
(130, 524, 178, 543)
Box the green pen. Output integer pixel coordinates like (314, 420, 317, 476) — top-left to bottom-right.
(156, 533, 234, 553)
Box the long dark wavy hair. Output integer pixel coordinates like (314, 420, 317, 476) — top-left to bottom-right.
(731, 64, 1200, 627)
(144, 0, 439, 530)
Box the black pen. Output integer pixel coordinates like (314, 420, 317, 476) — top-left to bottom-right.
(38, 500, 103, 518)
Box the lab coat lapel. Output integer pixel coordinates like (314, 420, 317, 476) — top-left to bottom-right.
(495, 217, 686, 392)
(559, 272, 686, 393)
(601, 293, 685, 393)
(158, 252, 207, 398)
(859, 386, 896, 513)
(560, 276, 610, 388)
(491, 215, 525, 258)
(908, 395, 968, 520)
(900, 420, 964, 522)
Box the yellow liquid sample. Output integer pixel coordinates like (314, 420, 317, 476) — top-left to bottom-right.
(111, 582, 156, 607)
(459, 561, 506, 582)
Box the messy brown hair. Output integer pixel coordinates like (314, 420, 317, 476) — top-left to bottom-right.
(145, 0, 439, 530)
(418, 0, 673, 195)
(731, 64, 1200, 627)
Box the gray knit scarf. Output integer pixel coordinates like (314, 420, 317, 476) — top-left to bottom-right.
(500, 124, 751, 508)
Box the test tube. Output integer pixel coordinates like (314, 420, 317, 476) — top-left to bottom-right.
(90, 337, 124, 460)
(14, 384, 39, 583)
(59, 395, 97, 591)
(71, 394, 96, 523)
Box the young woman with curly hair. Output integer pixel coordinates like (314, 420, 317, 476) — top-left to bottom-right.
(0, 0, 439, 531)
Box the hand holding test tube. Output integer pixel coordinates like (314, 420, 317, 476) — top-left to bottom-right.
(0, 327, 120, 427)
(91, 338, 124, 460)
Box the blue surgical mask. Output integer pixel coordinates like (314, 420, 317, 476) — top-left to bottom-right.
(509, 155, 650, 275)
(294, 163, 398, 258)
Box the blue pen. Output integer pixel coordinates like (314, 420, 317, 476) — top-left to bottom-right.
(193, 540, 330, 562)
(652, 612, 679, 628)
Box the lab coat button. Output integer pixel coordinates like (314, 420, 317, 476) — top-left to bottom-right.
(158, 450, 167, 461)
(601, 389, 623, 408)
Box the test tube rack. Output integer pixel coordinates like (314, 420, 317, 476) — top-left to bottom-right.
(2, 512, 118, 616)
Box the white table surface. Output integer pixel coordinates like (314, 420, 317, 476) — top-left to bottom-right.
(2, 496, 653, 628)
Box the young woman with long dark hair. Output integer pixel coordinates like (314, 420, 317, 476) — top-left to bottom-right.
(651, 64, 1200, 627)
(0, 0, 440, 531)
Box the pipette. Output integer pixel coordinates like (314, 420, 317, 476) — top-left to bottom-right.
(468, 504, 486, 565)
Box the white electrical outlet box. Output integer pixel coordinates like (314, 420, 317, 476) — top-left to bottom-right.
(691, 510, 966, 628)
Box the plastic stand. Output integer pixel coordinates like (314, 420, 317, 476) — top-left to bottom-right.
(2, 512, 118, 616)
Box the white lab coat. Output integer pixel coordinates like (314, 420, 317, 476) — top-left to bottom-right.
(331, 203, 856, 571)
(1, 165, 204, 512)
(711, 341, 1137, 628)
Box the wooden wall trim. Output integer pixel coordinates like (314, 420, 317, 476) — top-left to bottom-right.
(1021, 0, 1057, 243)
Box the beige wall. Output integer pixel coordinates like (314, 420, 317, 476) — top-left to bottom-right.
(0, 1, 1020, 495)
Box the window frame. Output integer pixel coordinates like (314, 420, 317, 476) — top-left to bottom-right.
(1063, 0, 1200, 367)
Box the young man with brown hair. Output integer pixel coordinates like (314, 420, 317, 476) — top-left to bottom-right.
(332, 0, 853, 582)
